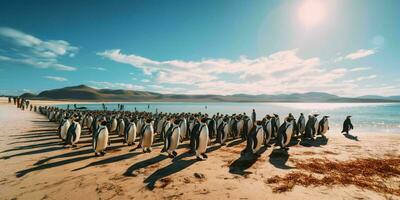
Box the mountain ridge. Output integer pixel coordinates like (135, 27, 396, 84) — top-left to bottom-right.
(18, 85, 400, 103)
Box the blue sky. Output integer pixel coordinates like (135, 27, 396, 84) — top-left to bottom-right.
(0, 0, 399, 96)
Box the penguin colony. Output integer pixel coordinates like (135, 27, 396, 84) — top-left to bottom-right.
(8, 96, 332, 159)
(33, 105, 330, 160)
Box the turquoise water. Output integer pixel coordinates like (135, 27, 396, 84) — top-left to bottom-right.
(56, 102, 400, 133)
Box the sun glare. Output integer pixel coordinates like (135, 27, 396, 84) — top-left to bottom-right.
(298, 0, 327, 28)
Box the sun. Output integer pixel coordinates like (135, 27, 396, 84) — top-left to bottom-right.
(298, 0, 327, 28)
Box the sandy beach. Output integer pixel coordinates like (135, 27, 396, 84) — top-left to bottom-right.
(0, 97, 399, 200)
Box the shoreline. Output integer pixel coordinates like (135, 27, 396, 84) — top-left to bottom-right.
(0, 98, 399, 199)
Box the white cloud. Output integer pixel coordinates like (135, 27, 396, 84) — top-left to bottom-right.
(356, 75, 377, 81)
(349, 67, 370, 72)
(98, 49, 364, 95)
(0, 27, 78, 71)
(334, 49, 376, 62)
(44, 76, 68, 82)
(141, 79, 150, 83)
(90, 67, 107, 71)
(88, 81, 144, 90)
(345, 49, 375, 60)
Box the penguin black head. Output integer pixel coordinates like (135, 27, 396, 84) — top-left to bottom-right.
(146, 118, 153, 123)
(256, 120, 262, 126)
(174, 119, 181, 125)
(100, 121, 107, 126)
(200, 118, 207, 123)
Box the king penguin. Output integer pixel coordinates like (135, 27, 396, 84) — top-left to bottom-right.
(245, 120, 265, 155)
(163, 119, 181, 158)
(194, 118, 209, 160)
(124, 118, 137, 146)
(141, 118, 154, 153)
(66, 118, 82, 147)
(93, 120, 109, 156)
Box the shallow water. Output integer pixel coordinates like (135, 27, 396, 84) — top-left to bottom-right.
(55, 102, 400, 134)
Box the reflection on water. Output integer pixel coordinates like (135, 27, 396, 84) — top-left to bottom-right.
(56, 102, 400, 133)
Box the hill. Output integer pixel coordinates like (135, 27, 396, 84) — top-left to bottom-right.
(20, 85, 400, 102)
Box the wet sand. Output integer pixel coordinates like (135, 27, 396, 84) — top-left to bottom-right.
(0, 98, 399, 200)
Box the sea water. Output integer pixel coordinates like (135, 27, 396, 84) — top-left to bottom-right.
(56, 102, 400, 134)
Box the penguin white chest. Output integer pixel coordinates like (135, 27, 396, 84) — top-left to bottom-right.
(142, 126, 154, 148)
(95, 128, 109, 152)
(197, 126, 209, 154)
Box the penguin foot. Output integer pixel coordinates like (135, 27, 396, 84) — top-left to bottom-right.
(196, 156, 203, 161)
(172, 151, 178, 157)
(201, 153, 208, 159)
(94, 153, 100, 157)
(101, 151, 106, 156)
(168, 154, 175, 158)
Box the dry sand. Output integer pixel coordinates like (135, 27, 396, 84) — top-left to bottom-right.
(0, 97, 399, 200)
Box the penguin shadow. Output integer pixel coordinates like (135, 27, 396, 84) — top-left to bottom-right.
(15, 145, 126, 178)
(229, 146, 268, 176)
(123, 154, 169, 177)
(288, 137, 301, 147)
(343, 133, 359, 141)
(34, 148, 94, 166)
(13, 133, 59, 140)
(1, 141, 62, 154)
(143, 151, 198, 190)
(8, 136, 61, 145)
(72, 152, 142, 171)
(16, 154, 94, 178)
(227, 139, 245, 147)
(299, 136, 329, 147)
(0, 145, 66, 160)
(268, 149, 293, 170)
(26, 128, 58, 132)
(10, 131, 57, 138)
(206, 144, 222, 153)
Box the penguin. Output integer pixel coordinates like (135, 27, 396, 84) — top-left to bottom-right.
(117, 118, 125, 137)
(193, 118, 209, 160)
(216, 118, 229, 145)
(160, 118, 172, 141)
(230, 117, 238, 139)
(85, 115, 93, 130)
(65, 118, 82, 147)
(318, 116, 330, 137)
(304, 115, 316, 139)
(245, 120, 265, 155)
(277, 116, 294, 150)
(262, 115, 273, 145)
(110, 117, 118, 133)
(137, 117, 144, 135)
(312, 114, 320, 137)
(236, 117, 244, 139)
(93, 120, 109, 156)
(124, 118, 137, 146)
(208, 117, 217, 139)
(179, 118, 188, 141)
(342, 116, 353, 134)
(59, 117, 70, 141)
(49, 111, 55, 122)
(270, 115, 278, 138)
(274, 114, 280, 132)
(141, 119, 154, 153)
(297, 113, 306, 136)
(163, 120, 181, 158)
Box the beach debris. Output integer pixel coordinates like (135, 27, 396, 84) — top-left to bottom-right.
(194, 172, 206, 179)
(265, 157, 400, 195)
